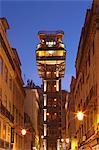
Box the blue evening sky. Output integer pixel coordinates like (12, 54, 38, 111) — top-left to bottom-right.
(0, 0, 92, 91)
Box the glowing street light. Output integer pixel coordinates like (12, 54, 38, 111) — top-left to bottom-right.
(61, 139, 64, 142)
(41, 135, 44, 139)
(47, 112, 49, 116)
(21, 129, 27, 136)
(77, 111, 84, 121)
(65, 138, 69, 144)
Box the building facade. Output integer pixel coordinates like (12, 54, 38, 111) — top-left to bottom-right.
(0, 18, 25, 150)
(65, 76, 77, 150)
(24, 82, 40, 150)
(36, 31, 66, 150)
(68, 0, 99, 149)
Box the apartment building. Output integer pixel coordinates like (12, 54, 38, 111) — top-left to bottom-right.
(24, 81, 40, 150)
(0, 18, 25, 150)
(74, 0, 99, 149)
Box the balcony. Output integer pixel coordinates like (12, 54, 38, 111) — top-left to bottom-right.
(36, 49, 66, 66)
(86, 126, 95, 139)
(0, 102, 14, 123)
(36, 55, 66, 61)
(0, 138, 13, 149)
(0, 34, 15, 70)
(36, 49, 66, 60)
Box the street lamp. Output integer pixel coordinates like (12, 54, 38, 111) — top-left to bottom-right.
(77, 111, 84, 121)
(41, 135, 44, 139)
(65, 138, 69, 144)
(21, 128, 27, 136)
(61, 138, 64, 142)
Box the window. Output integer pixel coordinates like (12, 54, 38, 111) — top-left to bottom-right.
(44, 94, 47, 106)
(9, 75, 12, 90)
(9, 101, 11, 112)
(90, 110, 93, 127)
(44, 124, 47, 136)
(44, 109, 47, 121)
(46, 71, 51, 78)
(4, 65, 8, 82)
(44, 80, 47, 92)
(4, 95, 7, 108)
(8, 126, 10, 142)
(0, 56, 3, 75)
(3, 124, 6, 139)
(56, 80, 59, 91)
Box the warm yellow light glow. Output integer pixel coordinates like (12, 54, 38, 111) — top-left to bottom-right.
(56, 80, 59, 91)
(46, 71, 50, 74)
(36, 50, 65, 57)
(43, 139, 47, 150)
(57, 139, 60, 150)
(71, 138, 77, 150)
(54, 98, 57, 101)
(37, 44, 41, 49)
(37, 59, 65, 65)
(56, 70, 59, 77)
(41, 135, 44, 139)
(59, 43, 64, 48)
(97, 114, 99, 124)
(21, 129, 26, 136)
(54, 84, 56, 88)
(77, 111, 84, 121)
(46, 41, 56, 47)
(44, 124, 47, 136)
(32, 147, 37, 150)
(48, 50, 54, 54)
(47, 112, 49, 116)
(61, 139, 64, 142)
(44, 94, 47, 106)
(44, 80, 47, 92)
(44, 109, 47, 121)
(65, 138, 69, 144)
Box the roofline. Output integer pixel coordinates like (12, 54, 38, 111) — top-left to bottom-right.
(38, 30, 64, 36)
(0, 17, 10, 30)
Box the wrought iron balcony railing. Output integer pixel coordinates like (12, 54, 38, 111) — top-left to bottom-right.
(0, 101, 14, 123)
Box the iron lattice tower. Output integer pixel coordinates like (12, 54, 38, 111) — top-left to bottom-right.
(36, 30, 66, 150)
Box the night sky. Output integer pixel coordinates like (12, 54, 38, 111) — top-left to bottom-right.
(0, 0, 92, 91)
